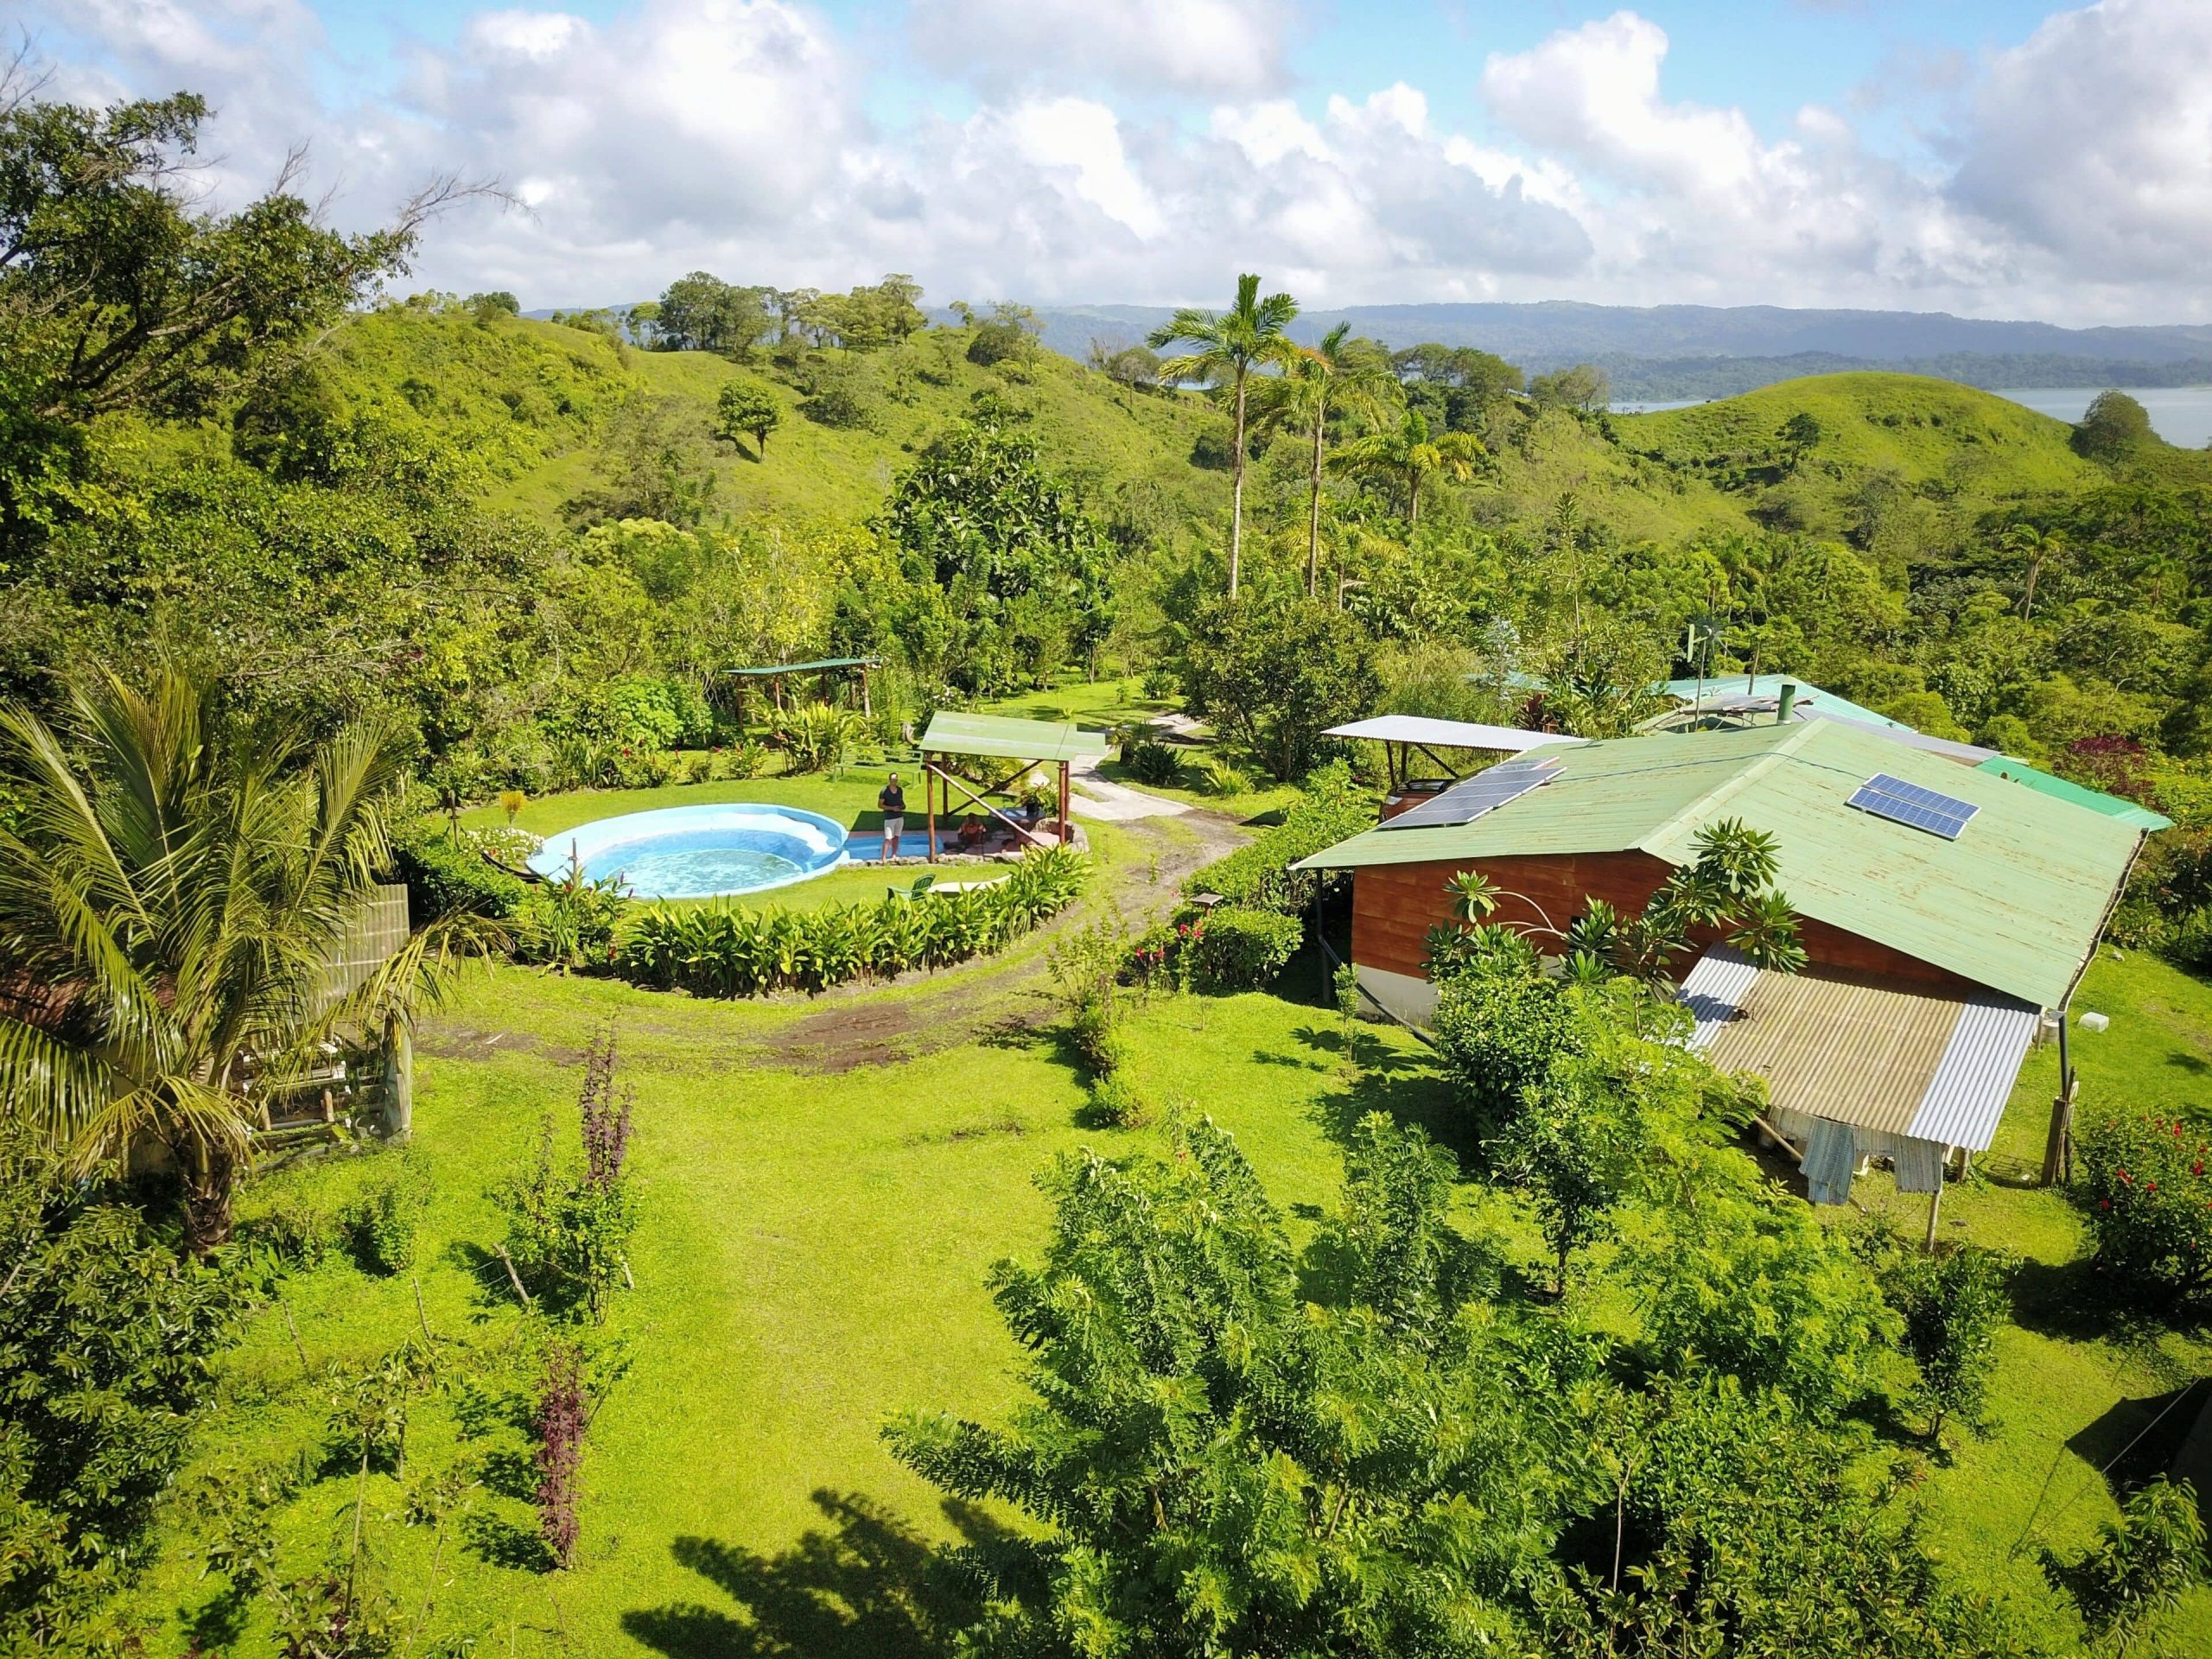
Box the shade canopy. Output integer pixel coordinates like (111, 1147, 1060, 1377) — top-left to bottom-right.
(1324, 715, 1586, 753)
(919, 712, 1109, 763)
(722, 656, 879, 677)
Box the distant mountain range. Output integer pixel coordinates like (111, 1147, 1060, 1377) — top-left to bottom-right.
(988, 302, 2212, 400)
(532, 299, 2212, 403)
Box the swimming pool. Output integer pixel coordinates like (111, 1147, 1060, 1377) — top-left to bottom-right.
(528, 804, 849, 899)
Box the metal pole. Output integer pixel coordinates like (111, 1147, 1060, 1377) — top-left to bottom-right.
(2044, 999, 2074, 1185)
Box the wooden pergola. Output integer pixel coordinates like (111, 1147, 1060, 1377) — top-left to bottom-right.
(918, 712, 1109, 861)
(721, 656, 880, 721)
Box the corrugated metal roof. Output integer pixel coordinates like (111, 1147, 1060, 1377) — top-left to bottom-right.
(919, 712, 1109, 762)
(1909, 995, 2040, 1148)
(1681, 946, 2034, 1152)
(1324, 715, 1586, 753)
(1804, 712, 1996, 765)
(1297, 719, 2139, 1007)
(1974, 756, 2172, 831)
(1681, 948, 1759, 1047)
(1661, 674, 1904, 729)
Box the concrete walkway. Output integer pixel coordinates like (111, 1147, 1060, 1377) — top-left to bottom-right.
(1066, 755, 1191, 822)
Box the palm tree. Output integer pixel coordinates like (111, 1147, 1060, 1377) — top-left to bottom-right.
(1250, 324, 1401, 596)
(0, 670, 474, 1253)
(1327, 408, 1486, 531)
(1148, 273, 1299, 596)
(2004, 522, 2066, 619)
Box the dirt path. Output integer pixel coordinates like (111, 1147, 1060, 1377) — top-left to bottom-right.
(755, 805, 1249, 1073)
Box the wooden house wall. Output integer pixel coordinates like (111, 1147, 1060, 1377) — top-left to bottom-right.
(1349, 851, 1979, 995)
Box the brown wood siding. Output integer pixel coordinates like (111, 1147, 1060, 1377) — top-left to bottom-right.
(1350, 851, 1978, 995)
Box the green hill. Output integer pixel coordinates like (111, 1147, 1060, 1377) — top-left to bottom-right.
(310, 308, 1228, 530)
(1616, 372, 2098, 504)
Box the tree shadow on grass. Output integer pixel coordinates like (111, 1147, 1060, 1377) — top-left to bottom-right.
(621, 1489, 1000, 1659)
(1288, 1033, 1478, 1165)
(465, 1506, 557, 1573)
(2003, 1255, 2204, 1345)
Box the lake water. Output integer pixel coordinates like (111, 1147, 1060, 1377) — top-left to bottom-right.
(1988, 386, 2212, 448)
(1611, 386, 2212, 448)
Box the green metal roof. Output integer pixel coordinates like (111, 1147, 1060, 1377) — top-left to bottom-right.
(722, 656, 878, 677)
(919, 712, 1109, 763)
(1659, 674, 1905, 730)
(1974, 756, 2172, 832)
(1297, 720, 2143, 1008)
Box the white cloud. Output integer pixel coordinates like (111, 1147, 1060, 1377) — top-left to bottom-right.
(1949, 0, 2212, 282)
(21, 0, 2212, 322)
(907, 0, 1296, 98)
(1001, 99, 1165, 239)
(1477, 10, 2020, 304)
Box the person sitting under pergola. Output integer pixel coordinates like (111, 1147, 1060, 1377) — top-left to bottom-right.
(916, 713, 1109, 861)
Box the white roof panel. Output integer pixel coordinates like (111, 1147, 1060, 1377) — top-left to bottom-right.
(1325, 715, 1586, 753)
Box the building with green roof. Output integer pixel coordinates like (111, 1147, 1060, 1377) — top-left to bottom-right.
(1300, 718, 2146, 1014)
(1298, 718, 2152, 1205)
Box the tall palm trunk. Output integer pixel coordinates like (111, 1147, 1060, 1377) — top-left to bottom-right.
(1408, 467, 1421, 530)
(1230, 371, 1248, 597)
(1306, 405, 1325, 597)
(180, 1136, 238, 1255)
(2022, 555, 2044, 619)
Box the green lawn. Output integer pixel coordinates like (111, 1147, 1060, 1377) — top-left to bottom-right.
(126, 940, 2212, 1654)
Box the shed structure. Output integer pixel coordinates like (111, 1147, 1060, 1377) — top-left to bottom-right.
(918, 713, 1108, 861)
(722, 655, 880, 718)
(1323, 715, 1586, 819)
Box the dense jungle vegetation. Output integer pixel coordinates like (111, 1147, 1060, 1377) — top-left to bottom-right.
(7, 79, 2212, 1659)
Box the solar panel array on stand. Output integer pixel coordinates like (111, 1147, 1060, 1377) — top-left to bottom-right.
(1382, 754, 1561, 830)
(1847, 771, 1979, 840)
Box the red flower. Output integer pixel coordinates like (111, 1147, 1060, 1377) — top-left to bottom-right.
(2192, 1161, 2202, 1176)
(2101, 1199, 2111, 1209)
(2146, 1181, 2158, 1193)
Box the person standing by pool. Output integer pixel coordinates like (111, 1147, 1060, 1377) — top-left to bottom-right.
(877, 773, 906, 862)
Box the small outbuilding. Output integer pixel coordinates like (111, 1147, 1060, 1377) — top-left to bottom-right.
(1323, 715, 1586, 820)
(917, 712, 1108, 860)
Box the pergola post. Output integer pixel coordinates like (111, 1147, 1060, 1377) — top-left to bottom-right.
(926, 765, 938, 862)
(1058, 760, 1071, 847)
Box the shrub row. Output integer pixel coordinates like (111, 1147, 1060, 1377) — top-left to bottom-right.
(1187, 760, 1373, 915)
(614, 847, 1087, 997)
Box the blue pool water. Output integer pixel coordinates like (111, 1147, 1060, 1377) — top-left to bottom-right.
(529, 804, 848, 899)
(844, 830, 938, 861)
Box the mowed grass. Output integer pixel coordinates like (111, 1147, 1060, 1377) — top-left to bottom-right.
(128, 937, 2212, 1653)
(132, 969, 1420, 1656)
(1846, 946, 2212, 1645)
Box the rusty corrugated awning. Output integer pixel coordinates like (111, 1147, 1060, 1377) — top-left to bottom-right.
(1680, 946, 2038, 1152)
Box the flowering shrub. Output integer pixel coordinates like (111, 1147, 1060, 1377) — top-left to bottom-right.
(2076, 1111, 2212, 1309)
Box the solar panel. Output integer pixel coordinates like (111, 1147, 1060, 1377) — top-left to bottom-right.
(1847, 771, 1979, 840)
(1383, 755, 1559, 830)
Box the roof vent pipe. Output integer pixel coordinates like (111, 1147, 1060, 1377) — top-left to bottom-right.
(1777, 682, 1798, 723)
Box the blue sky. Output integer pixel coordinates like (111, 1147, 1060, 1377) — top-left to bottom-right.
(24, 0, 2212, 321)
